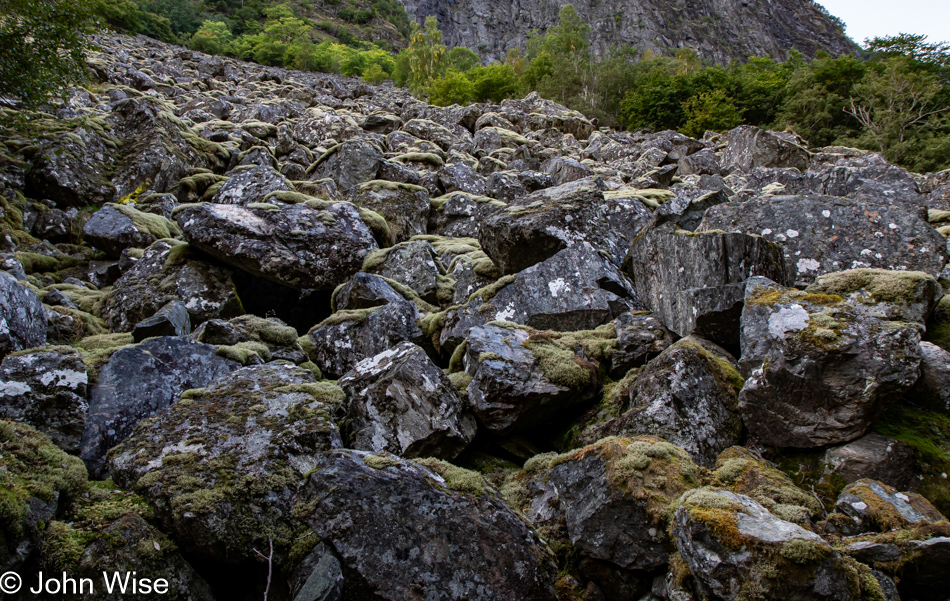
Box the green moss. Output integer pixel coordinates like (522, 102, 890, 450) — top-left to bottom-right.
(229, 314, 299, 346)
(468, 274, 516, 304)
(806, 268, 936, 304)
(364, 453, 401, 470)
(448, 340, 468, 374)
(523, 333, 597, 390)
(70, 333, 136, 384)
(447, 371, 472, 395)
(357, 207, 394, 248)
(414, 458, 490, 496)
(779, 538, 831, 564)
(14, 252, 80, 274)
(312, 307, 381, 328)
(928, 209, 950, 224)
(306, 143, 342, 174)
(714, 447, 822, 524)
(215, 341, 272, 365)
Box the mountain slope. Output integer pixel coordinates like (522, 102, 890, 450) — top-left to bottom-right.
(398, 0, 858, 63)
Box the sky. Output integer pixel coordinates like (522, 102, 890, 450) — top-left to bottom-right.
(817, 0, 950, 46)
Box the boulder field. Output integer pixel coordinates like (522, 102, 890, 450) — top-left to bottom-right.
(1, 33, 950, 601)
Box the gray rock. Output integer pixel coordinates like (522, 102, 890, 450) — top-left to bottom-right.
(522, 437, 701, 573)
(353, 181, 429, 243)
(363, 240, 446, 305)
(610, 312, 677, 377)
(289, 543, 343, 601)
(540, 156, 593, 185)
(699, 194, 947, 286)
(100, 240, 243, 332)
(132, 299, 192, 341)
(0, 254, 27, 281)
(805, 268, 942, 325)
(82, 336, 238, 478)
(300, 449, 558, 600)
(25, 125, 116, 207)
(307, 299, 426, 379)
(832, 479, 945, 535)
(308, 139, 383, 194)
(428, 191, 506, 238)
(580, 337, 744, 467)
(677, 148, 722, 176)
(110, 362, 343, 562)
(823, 433, 921, 492)
(339, 342, 475, 459)
(332, 272, 407, 310)
(176, 201, 377, 289)
(479, 177, 629, 274)
(721, 126, 810, 172)
(0, 271, 47, 360)
(911, 341, 950, 414)
(0, 349, 88, 454)
(438, 162, 486, 195)
(674, 489, 859, 601)
(462, 323, 600, 434)
(211, 164, 293, 205)
(440, 242, 642, 352)
(624, 220, 789, 350)
(738, 278, 922, 448)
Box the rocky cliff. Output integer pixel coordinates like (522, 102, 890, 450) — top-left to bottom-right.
(399, 0, 858, 63)
(1, 32, 950, 601)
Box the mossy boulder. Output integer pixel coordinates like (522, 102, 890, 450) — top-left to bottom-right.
(82, 203, 182, 258)
(513, 437, 701, 575)
(673, 487, 878, 601)
(0, 422, 87, 572)
(299, 449, 558, 600)
(806, 268, 942, 325)
(577, 336, 743, 467)
(209, 164, 293, 205)
(354, 180, 430, 244)
(361, 239, 450, 306)
(738, 278, 922, 448)
(713, 447, 822, 525)
(829, 479, 946, 536)
(108, 362, 342, 564)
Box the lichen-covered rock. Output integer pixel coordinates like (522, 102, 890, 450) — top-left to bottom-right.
(428, 191, 507, 238)
(307, 139, 383, 194)
(580, 337, 743, 467)
(175, 201, 377, 289)
(299, 449, 559, 600)
(362, 240, 449, 305)
(516, 437, 702, 573)
(24, 120, 117, 208)
(210, 164, 293, 205)
(0, 422, 86, 572)
(331, 272, 407, 310)
(82, 203, 181, 258)
(805, 268, 942, 325)
(610, 312, 677, 377)
(720, 126, 810, 172)
(306, 299, 426, 379)
(132, 298, 192, 341)
(191, 313, 304, 364)
(738, 279, 922, 448)
(461, 323, 601, 434)
(100, 240, 243, 332)
(700, 194, 947, 286)
(0, 271, 47, 360)
(831, 479, 945, 536)
(822, 433, 921, 492)
(478, 178, 626, 274)
(109, 362, 344, 563)
(353, 181, 429, 243)
(81, 337, 238, 478)
(339, 342, 475, 459)
(625, 220, 789, 350)
(673, 488, 874, 601)
(0, 349, 88, 454)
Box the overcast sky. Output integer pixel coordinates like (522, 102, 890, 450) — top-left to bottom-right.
(816, 0, 950, 46)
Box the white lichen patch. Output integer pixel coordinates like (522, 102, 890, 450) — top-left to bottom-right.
(767, 305, 810, 339)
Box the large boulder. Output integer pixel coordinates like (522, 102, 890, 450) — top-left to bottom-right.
(25, 122, 116, 207)
(673, 488, 875, 601)
(517, 437, 702, 574)
(738, 278, 922, 448)
(82, 203, 181, 258)
(362, 240, 448, 305)
(700, 194, 947, 286)
(100, 240, 243, 332)
(353, 181, 429, 243)
(81, 336, 238, 478)
(338, 342, 476, 459)
(109, 363, 344, 563)
(610, 311, 677, 377)
(805, 268, 942, 325)
(210, 164, 293, 205)
(175, 201, 377, 289)
(478, 178, 629, 274)
(0, 349, 88, 454)
(830, 478, 945, 536)
(720, 126, 810, 172)
(624, 220, 789, 350)
(461, 323, 601, 434)
(822, 433, 921, 492)
(307, 139, 383, 194)
(300, 450, 559, 600)
(0, 271, 47, 360)
(579, 337, 744, 467)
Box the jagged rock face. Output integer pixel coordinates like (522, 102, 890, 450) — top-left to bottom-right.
(0, 272, 47, 360)
(398, 0, 857, 65)
(300, 450, 560, 600)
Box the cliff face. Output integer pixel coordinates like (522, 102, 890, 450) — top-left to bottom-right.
(398, 0, 858, 64)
